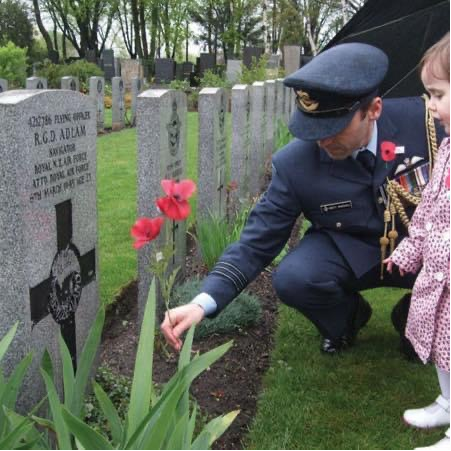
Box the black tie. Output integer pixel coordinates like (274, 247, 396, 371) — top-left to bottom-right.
(356, 149, 376, 174)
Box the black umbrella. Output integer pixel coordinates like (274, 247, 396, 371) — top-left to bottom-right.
(325, 0, 450, 97)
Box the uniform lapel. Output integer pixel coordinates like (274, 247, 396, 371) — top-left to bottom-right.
(373, 111, 399, 190)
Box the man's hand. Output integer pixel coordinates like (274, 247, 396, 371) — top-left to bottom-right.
(383, 257, 405, 276)
(160, 304, 205, 352)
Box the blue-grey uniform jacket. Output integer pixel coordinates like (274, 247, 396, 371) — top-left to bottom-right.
(201, 96, 442, 314)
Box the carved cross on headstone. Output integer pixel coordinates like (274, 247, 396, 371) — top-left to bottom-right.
(119, 80, 124, 116)
(37, 81, 44, 89)
(29, 199, 96, 370)
(167, 100, 181, 157)
(96, 80, 103, 121)
(217, 168, 225, 217)
(70, 79, 77, 91)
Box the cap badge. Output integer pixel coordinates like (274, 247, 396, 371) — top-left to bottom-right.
(296, 90, 319, 112)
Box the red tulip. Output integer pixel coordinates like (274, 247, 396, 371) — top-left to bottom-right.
(380, 141, 396, 162)
(131, 217, 164, 249)
(156, 179, 196, 221)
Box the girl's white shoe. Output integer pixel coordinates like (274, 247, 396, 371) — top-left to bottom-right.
(414, 428, 450, 450)
(404, 395, 450, 428)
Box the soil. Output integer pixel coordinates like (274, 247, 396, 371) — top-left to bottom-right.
(99, 181, 301, 450)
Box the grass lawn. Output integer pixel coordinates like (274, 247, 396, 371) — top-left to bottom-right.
(245, 289, 443, 450)
(97, 118, 441, 450)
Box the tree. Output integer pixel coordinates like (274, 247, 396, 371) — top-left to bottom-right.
(31, 0, 118, 60)
(270, 0, 367, 56)
(191, 0, 263, 61)
(0, 0, 33, 50)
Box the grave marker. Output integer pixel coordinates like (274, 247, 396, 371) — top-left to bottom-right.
(61, 76, 80, 92)
(26, 77, 47, 89)
(131, 77, 142, 126)
(0, 78, 7, 92)
(89, 76, 104, 132)
(155, 59, 176, 84)
(283, 45, 301, 76)
(275, 78, 285, 126)
(102, 49, 115, 81)
(112, 77, 125, 131)
(265, 80, 276, 156)
(250, 82, 266, 195)
(226, 59, 242, 83)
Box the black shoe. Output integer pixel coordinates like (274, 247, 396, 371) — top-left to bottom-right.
(320, 294, 372, 355)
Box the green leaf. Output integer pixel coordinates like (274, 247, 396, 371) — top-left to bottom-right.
(0, 353, 33, 409)
(164, 408, 190, 450)
(191, 410, 240, 450)
(61, 408, 113, 450)
(185, 402, 198, 449)
(0, 352, 32, 437)
(71, 306, 105, 418)
(3, 408, 47, 450)
(40, 350, 53, 381)
(93, 381, 123, 446)
(0, 322, 18, 363)
(176, 326, 195, 435)
(135, 340, 233, 449)
(40, 367, 72, 450)
(0, 407, 35, 450)
(126, 278, 156, 441)
(58, 333, 75, 409)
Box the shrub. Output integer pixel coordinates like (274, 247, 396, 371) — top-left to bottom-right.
(0, 41, 27, 87)
(198, 69, 231, 89)
(239, 55, 269, 85)
(194, 203, 253, 270)
(36, 59, 103, 89)
(172, 278, 262, 339)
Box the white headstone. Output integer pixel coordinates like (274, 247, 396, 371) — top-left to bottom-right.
(0, 78, 8, 93)
(89, 77, 104, 132)
(226, 59, 242, 83)
(26, 77, 48, 89)
(112, 77, 125, 131)
(231, 84, 252, 203)
(136, 89, 187, 320)
(0, 90, 98, 410)
(250, 81, 266, 196)
(61, 76, 80, 92)
(197, 87, 229, 220)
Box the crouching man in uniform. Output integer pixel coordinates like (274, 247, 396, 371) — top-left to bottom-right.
(161, 43, 444, 355)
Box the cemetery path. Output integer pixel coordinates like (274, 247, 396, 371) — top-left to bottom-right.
(100, 220, 301, 450)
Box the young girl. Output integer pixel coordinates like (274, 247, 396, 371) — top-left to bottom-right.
(386, 32, 450, 450)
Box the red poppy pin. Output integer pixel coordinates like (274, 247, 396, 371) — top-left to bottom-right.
(380, 141, 396, 162)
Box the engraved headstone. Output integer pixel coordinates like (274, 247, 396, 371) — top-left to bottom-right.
(112, 77, 125, 131)
(264, 80, 276, 156)
(182, 62, 194, 80)
(267, 54, 280, 69)
(226, 59, 242, 83)
(0, 78, 7, 92)
(250, 81, 266, 195)
(197, 88, 228, 220)
(199, 53, 216, 76)
(283, 45, 301, 76)
(0, 89, 98, 410)
(243, 47, 264, 69)
(61, 76, 80, 92)
(102, 49, 115, 81)
(231, 84, 252, 203)
(131, 77, 142, 126)
(114, 58, 121, 77)
(155, 58, 176, 84)
(89, 77, 104, 132)
(136, 89, 187, 320)
(26, 77, 48, 89)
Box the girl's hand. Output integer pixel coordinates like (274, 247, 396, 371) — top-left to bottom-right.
(383, 257, 405, 276)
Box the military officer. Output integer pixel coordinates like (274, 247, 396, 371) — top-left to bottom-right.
(161, 42, 444, 354)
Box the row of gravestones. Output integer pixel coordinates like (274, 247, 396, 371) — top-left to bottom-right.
(0, 81, 295, 411)
(154, 48, 281, 85)
(0, 76, 144, 129)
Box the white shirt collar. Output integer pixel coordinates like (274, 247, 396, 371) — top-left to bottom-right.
(353, 122, 378, 159)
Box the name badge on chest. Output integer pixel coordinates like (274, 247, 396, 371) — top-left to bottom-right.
(320, 200, 353, 213)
